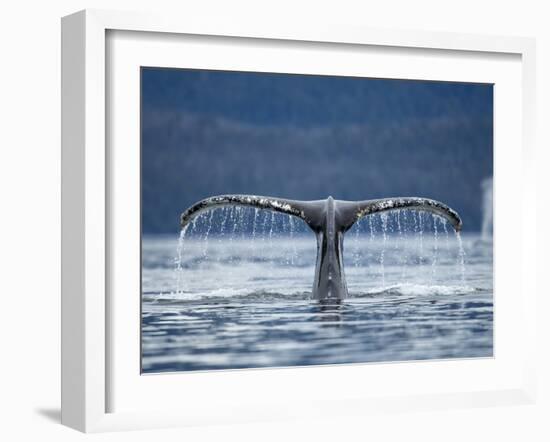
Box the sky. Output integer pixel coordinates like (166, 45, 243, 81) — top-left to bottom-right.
(141, 68, 493, 233)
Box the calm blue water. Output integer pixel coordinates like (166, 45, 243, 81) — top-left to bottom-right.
(141, 210, 493, 373)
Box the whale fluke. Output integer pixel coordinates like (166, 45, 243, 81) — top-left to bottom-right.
(180, 195, 462, 301)
(335, 197, 462, 233)
(180, 195, 313, 227)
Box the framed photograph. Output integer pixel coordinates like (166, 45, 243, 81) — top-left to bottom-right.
(61, 9, 537, 432)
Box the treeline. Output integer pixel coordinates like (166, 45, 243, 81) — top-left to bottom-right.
(142, 111, 493, 233)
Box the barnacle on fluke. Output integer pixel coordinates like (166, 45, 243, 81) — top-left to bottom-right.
(180, 195, 462, 301)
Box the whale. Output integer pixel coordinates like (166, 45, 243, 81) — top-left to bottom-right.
(180, 195, 462, 301)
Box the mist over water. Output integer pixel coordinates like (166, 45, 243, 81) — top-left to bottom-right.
(142, 208, 493, 373)
(481, 177, 493, 241)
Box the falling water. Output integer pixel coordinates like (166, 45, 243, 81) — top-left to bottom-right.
(281, 215, 292, 266)
(219, 207, 228, 240)
(251, 208, 259, 241)
(367, 215, 375, 267)
(288, 216, 298, 266)
(231, 207, 239, 240)
(201, 210, 215, 261)
(455, 231, 466, 286)
(379, 213, 388, 288)
(268, 211, 275, 253)
(174, 224, 190, 294)
(262, 211, 271, 244)
(417, 211, 424, 264)
(224, 207, 237, 268)
(431, 214, 439, 282)
(398, 210, 407, 279)
(239, 207, 246, 241)
(442, 217, 450, 252)
(394, 210, 402, 251)
(353, 218, 363, 268)
(172, 205, 470, 297)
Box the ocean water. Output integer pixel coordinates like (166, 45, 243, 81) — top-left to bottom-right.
(141, 210, 493, 373)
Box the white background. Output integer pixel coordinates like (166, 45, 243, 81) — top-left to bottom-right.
(0, 1, 548, 441)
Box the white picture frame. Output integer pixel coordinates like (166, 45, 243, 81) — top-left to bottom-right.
(61, 9, 537, 433)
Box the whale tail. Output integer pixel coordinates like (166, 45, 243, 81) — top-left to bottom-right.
(180, 195, 316, 229)
(335, 197, 462, 233)
(180, 195, 462, 300)
(180, 195, 461, 233)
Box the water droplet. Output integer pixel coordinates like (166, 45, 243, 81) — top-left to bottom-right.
(174, 224, 190, 294)
(455, 231, 466, 287)
(380, 212, 388, 288)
